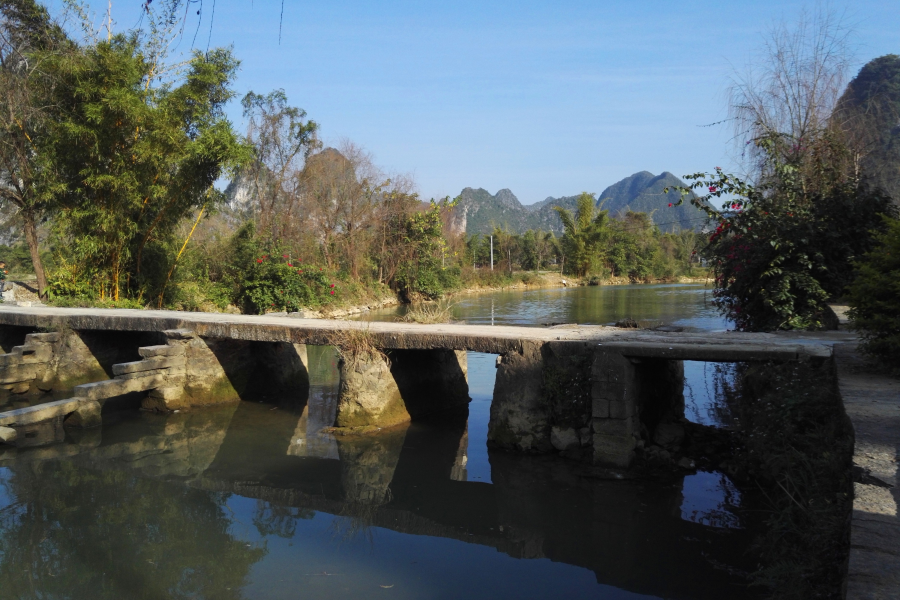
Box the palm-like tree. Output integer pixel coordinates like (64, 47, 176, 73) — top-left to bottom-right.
(554, 192, 609, 276)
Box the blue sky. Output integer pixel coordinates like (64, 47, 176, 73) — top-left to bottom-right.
(51, 1, 900, 204)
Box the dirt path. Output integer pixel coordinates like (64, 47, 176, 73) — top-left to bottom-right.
(835, 344, 900, 600)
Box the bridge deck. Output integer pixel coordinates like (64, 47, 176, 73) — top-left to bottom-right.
(0, 305, 840, 361)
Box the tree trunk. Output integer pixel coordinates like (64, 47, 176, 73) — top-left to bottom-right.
(22, 209, 48, 299)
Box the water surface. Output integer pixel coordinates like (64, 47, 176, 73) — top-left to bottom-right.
(0, 285, 757, 600)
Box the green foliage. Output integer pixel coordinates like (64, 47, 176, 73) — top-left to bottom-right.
(848, 216, 900, 371)
(395, 198, 458, 299)
(669, 134, 895, 331)
(728, 361, 853, 599)
(240, 256, 336, 314)
(554, 192, 610, 277)
(39, 32, 249, 302)
(0, 243, 35, 275)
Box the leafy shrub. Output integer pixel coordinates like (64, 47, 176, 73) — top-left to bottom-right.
(239, 256, 337, 314)
(669, 152, 894, 331)
(848, 216, 900, 372)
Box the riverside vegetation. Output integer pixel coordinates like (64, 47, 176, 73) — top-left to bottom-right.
(0, 0, 705, 315)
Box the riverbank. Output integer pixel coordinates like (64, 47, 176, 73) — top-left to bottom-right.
(446, 270, 711, 300)
(17, 270, 710, 319)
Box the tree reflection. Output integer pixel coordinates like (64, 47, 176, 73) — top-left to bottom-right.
(0, 460, 265, 600)
(251, 500, 313, 539)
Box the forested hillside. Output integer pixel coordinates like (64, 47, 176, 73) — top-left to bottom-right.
(836, 54, 900, 204)
(457, 171, 706, 234)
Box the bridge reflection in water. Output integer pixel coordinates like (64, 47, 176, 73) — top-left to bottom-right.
(0, 349, 758, 600)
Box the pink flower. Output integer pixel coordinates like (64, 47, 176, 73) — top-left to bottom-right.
(256, 259, 263, 264)
(709, 186, 717, 193)
(330, 284, 335, 288)
(282, 254, 288, 258)
(288, 263, 293, 267)
(330, 290, 335, 295)
(668, 203, 673, 207)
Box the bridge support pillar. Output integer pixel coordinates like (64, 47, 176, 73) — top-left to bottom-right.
(489, 341, 552, 452)
(157, 331, 310, 408)
(489, 343, 685, 468)
(590, 349, 640, 467)
(335, 349, 469, 430)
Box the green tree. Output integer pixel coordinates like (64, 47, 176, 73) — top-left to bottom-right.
(0, 0, 72, 297)
(669, 148, 894, 330)
(395, 198, 458, 299)
(554, 192, 609, 276)
(45, 35, 248, 301)
(848, 216, 900, 371)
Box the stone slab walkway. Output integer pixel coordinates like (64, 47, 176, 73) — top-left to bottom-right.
(835, 344, 900, 600)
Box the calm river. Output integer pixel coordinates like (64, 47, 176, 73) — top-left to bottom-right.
(0, 284, 759, 599)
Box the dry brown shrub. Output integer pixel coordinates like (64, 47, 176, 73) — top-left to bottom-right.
(328, 326, 388, 367)
(397, 300, 456, 324)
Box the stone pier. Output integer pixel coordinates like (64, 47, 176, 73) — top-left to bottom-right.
(335, 348, 469, 429)
(489, 342, 688, 467)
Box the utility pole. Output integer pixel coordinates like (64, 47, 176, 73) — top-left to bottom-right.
(490, 235, 493, 271)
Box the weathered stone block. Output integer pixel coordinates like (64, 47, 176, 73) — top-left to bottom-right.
(112, 355, 185, 376)
(0, 398, 84, 427)
(138, 344, 186, 358)
(116, 368, 170, 381)
(653, 422, 685, 449)
(488, 341, 552, 452)
(142, 389, 188, 412)
(609, 397, 634, 419)
(163, 329, 195, 340)
(0, 426, 16, 444)
(74, 374, 166, 401)
(0, 363, 39, 384)
(593, 433, 635, 468)
(149, 385, 185, 401)
(24, 332, 59, 344)
(551, 426, 580, 451)
(593, 416, 634, 437)
(65, 400, 102, 428)
(335, 351, 408, 428)
(18, 344, 53, 362)
(592, 396, 609, 418)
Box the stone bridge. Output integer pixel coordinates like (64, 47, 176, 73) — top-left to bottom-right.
(0, 305, 832, 467)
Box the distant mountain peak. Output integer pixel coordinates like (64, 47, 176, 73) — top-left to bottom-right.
(457, 172, 705, 235)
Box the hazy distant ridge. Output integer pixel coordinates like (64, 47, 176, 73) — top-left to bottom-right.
(457, 171, 706, 234)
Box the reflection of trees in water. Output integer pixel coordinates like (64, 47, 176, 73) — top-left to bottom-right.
(683, 362, 741, 427)
(252, 500, 313, 538)
(0, 461, 265, 600)
(681, 472, 744, 529)
(328, 500, 386, 545)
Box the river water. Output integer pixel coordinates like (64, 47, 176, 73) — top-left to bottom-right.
(0, 284, 760, 600)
